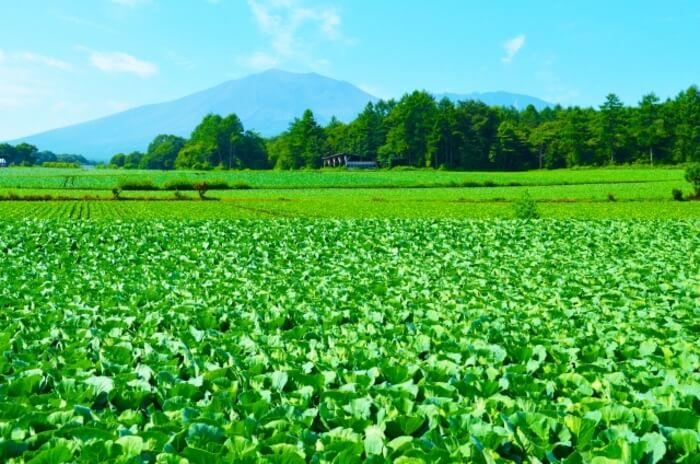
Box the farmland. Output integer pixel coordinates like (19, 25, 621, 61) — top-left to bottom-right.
(0, 167, 699, 219)
(0, 166, 688, 190)
(0, 167, 699, 462)
(0, 220, 699, 462)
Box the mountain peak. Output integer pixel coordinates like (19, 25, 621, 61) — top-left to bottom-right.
(8, 70, 552, 160)
(9, 70, 377, 160)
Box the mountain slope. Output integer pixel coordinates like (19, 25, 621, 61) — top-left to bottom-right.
(8, 70, 553, 161)
(10, 70, 378, 161)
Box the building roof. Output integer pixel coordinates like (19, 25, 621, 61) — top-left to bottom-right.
(321, 153, 371, 160)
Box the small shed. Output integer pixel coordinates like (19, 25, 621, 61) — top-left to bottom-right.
(322, 153, 377, 169)
(0, 158, 7, 168)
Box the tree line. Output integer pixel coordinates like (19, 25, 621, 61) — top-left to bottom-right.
(109, 114, 268, 170)
(0, 143, 93, 166)
(117, 85, 699, 171)
(8, 85, 699, 171)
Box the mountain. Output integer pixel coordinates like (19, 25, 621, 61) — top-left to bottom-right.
(436, 91, 552, 110)
(8, 70, 553, 161)
(9, 70, 378, 161)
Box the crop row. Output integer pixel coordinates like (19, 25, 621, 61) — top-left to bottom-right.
(0, 220, 698, 462)
(0, 167, 686, 190)
(1, 199, 700, 220)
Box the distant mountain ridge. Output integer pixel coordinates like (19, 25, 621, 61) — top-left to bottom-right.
(8, 70, 552, 161)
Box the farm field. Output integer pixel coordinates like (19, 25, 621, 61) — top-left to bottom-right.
(2, 198, 700, 220)
(0, 220, 698, 462)
(0, 167, 698, 219)
(1, 167, 699, 462)
(0, 180, 689, 201)
(0, 167, 689, 190)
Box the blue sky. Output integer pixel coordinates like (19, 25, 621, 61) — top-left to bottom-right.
(1, 0, 699, 140)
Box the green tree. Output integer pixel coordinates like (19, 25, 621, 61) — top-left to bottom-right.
(110, 153, 126, 168)
(35, 150, 58, 165)
(596, 93, 628, 164)
(346, 102, 386, 158)
(488, 120, 534, 171)
(560, 107, 596, 166)
(453, 100, 498, 169)
(634, 93, 667, 165)
(179, 113, 245, 169)
(671, 86, 700, 163)
(529, 120, 561, 169)
(236, 131, 269, 169)
(378, 91, 436, 167)
(123, 151, 144, 169)
(266, 135, 294, 169)
(0, 143, 18, 165)
(685, 163, 700, 197)
(427, 98, 458, 168)
(266, 110, 325, 169)
(218, 114, 245, 168)
(324, 117, 350, 155)
(289, 109, 326, 168)
(14, 143, 39, 165)
(141, 134, 186, 170)
(175, 141, 216, 170)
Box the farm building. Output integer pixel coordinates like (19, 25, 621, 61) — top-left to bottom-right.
(322, 153, 377, 169)
(0, 158, 7, 168)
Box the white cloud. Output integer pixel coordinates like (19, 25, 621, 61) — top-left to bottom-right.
(17, 52, 73, 70)
(501, 34, 526, 64)
(89, 51, 158, 78)
(244, 0, 348, 70)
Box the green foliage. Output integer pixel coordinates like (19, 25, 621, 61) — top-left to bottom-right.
(141, 134, 186, 170)
(174, 140, 215, 170)
(488, 120, 535, 171)
(378, 91, 436, 167)
(163, 179, 229, 190)
(672, 188, 684, 201)
(91, 83, 700, 172)
(41, 162, 80, 168)
(230, 180, 252, 190)
(269, 109, 326, 169)
(0, 220, 698, 462)
(684, 163, 700, 196)
(513, 192, 540, 218)
(171, 114, 269, 170)
(117, 178, 157, 190)
(163, 178, 198, 190)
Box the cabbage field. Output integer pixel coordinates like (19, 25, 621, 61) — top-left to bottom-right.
(1, 219, 699, 463)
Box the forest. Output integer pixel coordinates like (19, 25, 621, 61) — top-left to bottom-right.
(3, 86, 700, 171)
(275, 86, 700, 170)
(0, 143, 94, 167)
